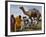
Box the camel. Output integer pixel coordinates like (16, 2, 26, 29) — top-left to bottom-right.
(19, 6, 41, 24)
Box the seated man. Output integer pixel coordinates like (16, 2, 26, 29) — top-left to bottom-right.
(15, 15, 24, 32)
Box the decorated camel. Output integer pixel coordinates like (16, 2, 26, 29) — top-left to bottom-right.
(19, 6, 41, 24)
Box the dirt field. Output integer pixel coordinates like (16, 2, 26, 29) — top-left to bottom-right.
(16, 21, 42, 32)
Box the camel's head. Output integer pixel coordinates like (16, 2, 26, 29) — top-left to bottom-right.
(19, 6, 24, 10)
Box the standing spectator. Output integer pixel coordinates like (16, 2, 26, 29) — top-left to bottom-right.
(10, 14, 15, 32)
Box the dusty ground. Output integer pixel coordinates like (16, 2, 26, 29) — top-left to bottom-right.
(16, 21, 42, 32)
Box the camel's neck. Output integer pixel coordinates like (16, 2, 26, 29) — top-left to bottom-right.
(21, 8, 26, 14)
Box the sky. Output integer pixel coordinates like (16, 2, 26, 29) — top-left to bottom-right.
(10, 5, 42, 17)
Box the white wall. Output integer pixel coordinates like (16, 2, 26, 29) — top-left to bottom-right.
(0, 0, 46, 37)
